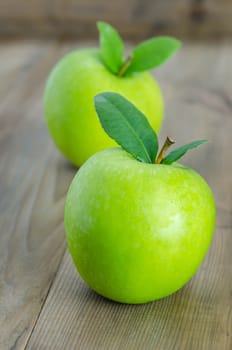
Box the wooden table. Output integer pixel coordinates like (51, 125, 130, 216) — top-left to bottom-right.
(0, 39, 231, 350)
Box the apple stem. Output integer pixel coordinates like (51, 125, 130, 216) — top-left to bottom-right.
(156, 137, 175, 164)
(117, 56, 132, 77)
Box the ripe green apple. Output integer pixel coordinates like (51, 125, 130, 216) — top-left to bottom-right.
(44, 22, 181, 167)
(65, 148, 215, 304)
(44, 49, 163, 167)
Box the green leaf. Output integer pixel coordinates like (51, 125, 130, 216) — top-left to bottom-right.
(162, 140, 208, 165)
(126, 36, 181, 74)
(94, 92, 159, 163)
(97, 21, 124, 74)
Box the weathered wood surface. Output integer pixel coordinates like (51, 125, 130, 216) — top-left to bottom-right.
(1, 0, 232, 39)
(0, 39, 232, 350)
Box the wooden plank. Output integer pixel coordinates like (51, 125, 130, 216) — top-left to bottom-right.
(0, 40, 78, 350)
(1, 0, 232, 39)
(25, 42, 232, 349)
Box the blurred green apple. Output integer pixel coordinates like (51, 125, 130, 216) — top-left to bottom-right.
(64, 93, 215, 304)
(44, 22, 180, 166)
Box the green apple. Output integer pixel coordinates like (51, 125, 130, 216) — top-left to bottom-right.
(65, 148, 215, 304)
(44, 22, 180, 167)
(64, 93, 215, 304)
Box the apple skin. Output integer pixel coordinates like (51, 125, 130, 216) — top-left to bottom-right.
(64, 148, 215, 304)
(44, 49, 163, 167)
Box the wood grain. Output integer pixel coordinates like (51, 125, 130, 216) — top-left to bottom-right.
(1, 0, 232, 39)
(0, 40, 76, 350)
(0, 40, 232, 349)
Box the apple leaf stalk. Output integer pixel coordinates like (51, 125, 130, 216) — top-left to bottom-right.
(97, 21, 181, 77)
(94, 92, 207, 164)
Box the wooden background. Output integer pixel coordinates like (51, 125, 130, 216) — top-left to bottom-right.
(1, 0, 232, 39)
(1, 0, 232, 349)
